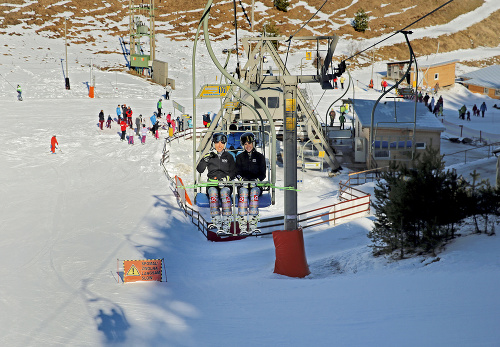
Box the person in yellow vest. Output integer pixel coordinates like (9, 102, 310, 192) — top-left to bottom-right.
(340, 104, 346, 118)
(339, 76, 345, 89)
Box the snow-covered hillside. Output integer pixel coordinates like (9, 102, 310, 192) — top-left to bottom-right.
(1, 3, 500, 346)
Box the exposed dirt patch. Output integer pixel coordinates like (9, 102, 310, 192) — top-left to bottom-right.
(0, 0, 492, 65)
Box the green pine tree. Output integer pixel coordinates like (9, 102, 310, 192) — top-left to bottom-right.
(274, 0, 290, 12)
(352, 9, 369, 32)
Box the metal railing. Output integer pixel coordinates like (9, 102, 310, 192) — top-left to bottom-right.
(160, 130, 373, 240)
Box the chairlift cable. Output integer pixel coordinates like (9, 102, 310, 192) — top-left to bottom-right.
(344, 0, 455, 62)
(238, 0, 252, 28)
(233, 0, 240, 65)
(283, 0, 329, 70)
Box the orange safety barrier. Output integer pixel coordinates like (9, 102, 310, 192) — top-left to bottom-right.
(273, 229, 310, 278)
(175, 175, 192, 206)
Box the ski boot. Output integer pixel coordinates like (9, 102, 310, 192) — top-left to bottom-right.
(208, 215, 223, 233)
(237, 215, 250, 235)
(248, 215, 261, 234)
(218, 215, 232, 236)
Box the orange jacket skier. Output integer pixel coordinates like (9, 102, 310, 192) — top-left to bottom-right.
(50, 135, 58, 154)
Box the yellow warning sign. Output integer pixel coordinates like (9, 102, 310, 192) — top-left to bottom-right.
(126, 264, 141, 276)
(285, 98, 296, 112)
(306, 51, 312, 60)
(123, 259, 163, 283)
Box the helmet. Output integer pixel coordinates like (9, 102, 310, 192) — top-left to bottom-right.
(212, 132, 227, 144)
(240, 132, 255, 147)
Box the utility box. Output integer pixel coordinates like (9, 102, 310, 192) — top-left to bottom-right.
(152, 59, 168, 86)
(131, 54, 150, 68)
(354, 137, 367, 163)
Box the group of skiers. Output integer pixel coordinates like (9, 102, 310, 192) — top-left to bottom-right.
(459, 102, 487, 121)
(98, 101, 194, 144)
(197, 131, 266, 236)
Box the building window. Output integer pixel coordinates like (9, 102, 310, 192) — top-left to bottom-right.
(267, 96, 280, 109)
(374, 150, 390, 159)
(254, 97, 266, 109)
(495, 89, 500, 97)
(434, 73, 439, 80)
(416, 142, 426, 150)
(484, 88, 489, 94)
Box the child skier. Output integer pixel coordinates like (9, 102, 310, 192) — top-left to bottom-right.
(128, 128, 135, 145)
(141, 124, 147, 144)
(106, 115, 113, 128)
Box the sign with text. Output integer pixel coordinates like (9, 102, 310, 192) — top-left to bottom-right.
(197, 84, 231, 98)
(224, 101, 239, 109)
(123, 259, 163, 283)
(173, 100, 185, 113)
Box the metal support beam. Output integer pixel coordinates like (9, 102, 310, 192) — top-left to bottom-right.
(283, 77, 298, 231)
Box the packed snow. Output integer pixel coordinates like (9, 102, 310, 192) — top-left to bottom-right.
(1, 6, 500, 347)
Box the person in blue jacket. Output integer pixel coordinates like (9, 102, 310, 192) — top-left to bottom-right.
(226, 123, 242, 157)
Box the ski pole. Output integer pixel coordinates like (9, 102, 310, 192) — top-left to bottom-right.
(57, 147, 63, 153)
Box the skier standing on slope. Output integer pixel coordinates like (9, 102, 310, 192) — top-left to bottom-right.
(165, 83, 172, 100)
(196, 133, 235, 235)
(106, 115, 113, 128)
(120, 119, 127, 141)
(50, 135, 58, 154)
(98, 110, 105, 130)
(17, 85, 22, 101)
(235, 132, 266, 235)
(157, 99, 162, 118)
(116, 104, 122, 123)
(141, 124, 147, 144)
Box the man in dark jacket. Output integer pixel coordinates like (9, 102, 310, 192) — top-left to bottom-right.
(196, 132, 235, 234)
(98, 110, 105, 130)
(235, 132, 266, 234)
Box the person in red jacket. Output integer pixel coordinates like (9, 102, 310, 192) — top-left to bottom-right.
(120, 120, 127, 141)
(50, 135, 58, 154)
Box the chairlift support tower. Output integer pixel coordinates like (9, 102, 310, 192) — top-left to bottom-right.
(128, 0, 156, 71)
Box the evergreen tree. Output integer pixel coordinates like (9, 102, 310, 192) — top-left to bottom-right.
(274, 0, 290, 12)
(369, 147, 469, 257)
(352, 9, 369, 32)
(262, 21, 280, 50)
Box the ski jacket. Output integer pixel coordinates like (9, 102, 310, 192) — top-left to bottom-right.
(480, 103, 487, 112)
(141, 127, 148, 136)
(197, 150, 235, 181)
(157, 100, 162, 109)
(236, 149, 266, 181)
(51, 136, 58, 147)
(339, 114, 346, 123)
(116, 106, 121, 116)
(98, 111, 104, 121)
(120, 121, 128, 131)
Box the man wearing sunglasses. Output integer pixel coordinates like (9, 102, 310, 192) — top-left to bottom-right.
(197, 132, 236, 235)
(235, 132, 266, 235)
